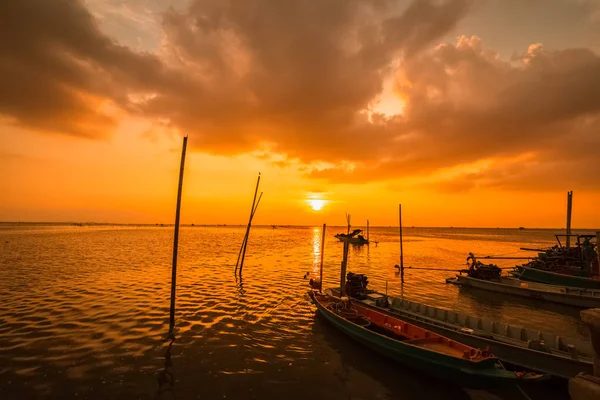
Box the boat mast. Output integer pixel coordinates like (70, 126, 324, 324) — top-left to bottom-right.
(169, 136, 188, 336)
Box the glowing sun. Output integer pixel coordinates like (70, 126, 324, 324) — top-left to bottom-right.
(307, 199, 326, 211)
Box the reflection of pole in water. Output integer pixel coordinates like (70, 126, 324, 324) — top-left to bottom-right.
(155, 338, 175, 400)
(169, 136, 188, 336)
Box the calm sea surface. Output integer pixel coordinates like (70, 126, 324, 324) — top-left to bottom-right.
(0, 225, 595, 400)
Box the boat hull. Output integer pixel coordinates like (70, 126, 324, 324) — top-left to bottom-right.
(330, 288, 593, 379)
(335, 234, 369, 245)
(514, 266, 600, 289)
(449, 275, 600, 309)
(309, 291, 520, 389)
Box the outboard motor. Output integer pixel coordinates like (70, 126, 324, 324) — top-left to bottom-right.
(346, 272, 369, 299)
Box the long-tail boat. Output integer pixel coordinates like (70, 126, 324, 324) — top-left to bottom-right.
(510, 234, 600, 289)
(334, 272, 594, 379)
(447, 255, 600, 309)
(308, 290, 546, 388)
(511, 265, 600, 290)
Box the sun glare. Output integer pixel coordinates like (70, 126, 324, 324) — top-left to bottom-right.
(308, 199, 326, 211)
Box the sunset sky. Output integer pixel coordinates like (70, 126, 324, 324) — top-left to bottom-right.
(1, 0, 600, 227)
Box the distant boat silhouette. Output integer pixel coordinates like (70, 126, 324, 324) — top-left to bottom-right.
(519, 227, 525, 230)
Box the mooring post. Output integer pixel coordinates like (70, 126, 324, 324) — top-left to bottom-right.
(169, 136, 188, 335)
(340, 240, 349, 297)
(399, 204, 404, 283)
(319, 223, 326, 293)
(567, 191, 573, 249)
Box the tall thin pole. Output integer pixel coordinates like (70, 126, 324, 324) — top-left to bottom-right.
(367, 219, 370, 242)
(340, 240, 350, 297)
(346, 213, 351, 234)
(239, 192, 262, 276)
(169, 136, 188, 334)
(399, 204, 404, 283)
(566, 191, 573, 249)
(319, 224, 326, 293)
(235, 173, 261, 274)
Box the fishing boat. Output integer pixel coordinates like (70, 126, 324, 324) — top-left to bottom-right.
(510, 234, 599, 289)
(447, 274, 600, 309)
(330, 282, 593, 379)
(335, 213, 371, 245)
(511, 265, 600, 290)
(335, 229, 369, 245)
(445, 254, 600, 308)
(308, 290, 545, 388)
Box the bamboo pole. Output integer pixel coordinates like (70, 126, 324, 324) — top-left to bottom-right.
(238, 192, 262, 276)
(567, 191, 573, 249)
(346, 213, 351, 234)
(399, 204, 404, 283)
(235, 173, 261, 274)
(319, 224, 326, 293)
(169, 136, 188, 335)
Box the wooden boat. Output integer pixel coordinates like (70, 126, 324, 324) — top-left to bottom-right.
(308, 290, 545, 388)
(512, 265, 600, 290)
(335, 229, 369, 245)
(331, 288, 593, 379)
(447, 275, 600, 309)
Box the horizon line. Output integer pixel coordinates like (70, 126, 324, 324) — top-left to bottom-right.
(1, 221, 599, 231)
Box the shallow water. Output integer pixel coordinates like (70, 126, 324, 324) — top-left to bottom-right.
(0, 225, 593, 399)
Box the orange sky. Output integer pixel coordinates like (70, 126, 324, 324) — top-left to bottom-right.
(1, 0, 600, 228)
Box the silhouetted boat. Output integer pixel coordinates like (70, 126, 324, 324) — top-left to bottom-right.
(447, 274, 600, 309)
(511, 234, 599, 288)
(335, 229, 369, 245)
(308, 291, 545, 388)
(512, 265, 600, 289)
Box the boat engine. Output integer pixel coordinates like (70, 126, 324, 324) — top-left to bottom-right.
(464, 253, 502, 280)
(346, 272, 369, 299)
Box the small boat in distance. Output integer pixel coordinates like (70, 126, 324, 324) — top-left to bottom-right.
(308, 290, 545, 388)
(335, 229, 369, 245)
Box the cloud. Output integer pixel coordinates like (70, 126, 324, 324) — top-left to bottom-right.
(2, 0, 599, 192)
(312, 36, 600, 190)
(0, 0, 173, 137)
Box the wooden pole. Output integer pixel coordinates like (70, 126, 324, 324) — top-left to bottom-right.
(169, 136, 188, 334)
(340, 240, 349, 296)
(319, 224, 326, 293)
(399, 204, 404, 283)
(346, 213, 351, 234)
(567, 191, 573, 249)
(235, 173, 261, 274)
(367, 219, 369, 242)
